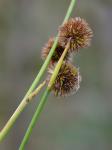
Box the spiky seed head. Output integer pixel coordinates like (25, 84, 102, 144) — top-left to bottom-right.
(59, 17, 93, 52)
(48, 62, 81, 96)
(41, 37, 70, 64)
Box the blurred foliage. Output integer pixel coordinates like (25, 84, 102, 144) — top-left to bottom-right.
(0, 0, 112, 150)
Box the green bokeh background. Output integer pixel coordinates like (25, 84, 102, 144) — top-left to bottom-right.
(0, 0, 112, 149)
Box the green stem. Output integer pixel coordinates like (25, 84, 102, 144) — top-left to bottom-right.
(19, 40, 70, 150)
(19, 88, 50, 150)
(48, 40, 70, 89)
(0, 0, 76, 142)
(27, 80, 46, 102)
(0, 81, 46, 142)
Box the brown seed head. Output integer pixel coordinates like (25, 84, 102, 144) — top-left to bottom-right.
(48, 62, 81, 96)
(41, 37, 70, 64)
(59, 17, 93, 52)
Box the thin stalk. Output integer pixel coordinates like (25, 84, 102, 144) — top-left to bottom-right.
(19, 41, 70, 150)
(0, 81, 46, 142)
(48, 40, 70, 89)
(0, 0, 76, 142)
(19, 88, 50, 150)
(27, 80, 46, 102)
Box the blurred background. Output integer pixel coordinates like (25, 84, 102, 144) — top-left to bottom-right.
(0, 0, 112, 149)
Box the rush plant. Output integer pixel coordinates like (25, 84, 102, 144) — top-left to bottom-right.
(0, 0, 93, 149)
